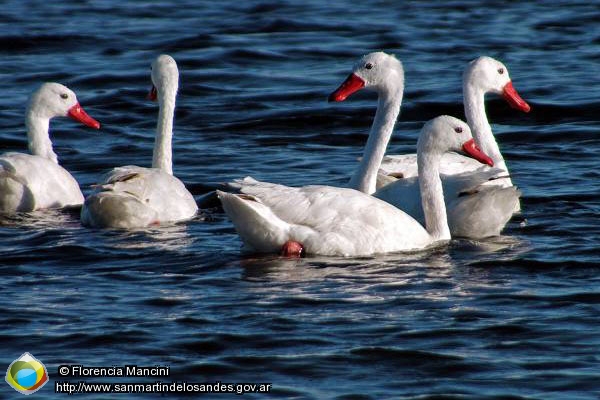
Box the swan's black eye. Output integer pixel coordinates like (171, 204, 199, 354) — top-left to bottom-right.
(365, 63, 373, 70)
(60, 93, 69, 99)
(454, 127, 463, 133)
(498, 68, 504, 74)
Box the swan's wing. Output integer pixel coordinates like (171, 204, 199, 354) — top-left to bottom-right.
(378, 153, 419, 180)
(439, 152, 494, 176)
(448, 186, 521, 238)
(99, 166, 195, 207)
(376, 152, 497, 189)
(442, 166, 508, 198)
(231, 177, 366, 227)
(231, 177, 418, 231)
(0, 153, 83, 210)
(378, 152, 488, 177)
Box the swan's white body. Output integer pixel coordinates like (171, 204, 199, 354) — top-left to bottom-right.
(0, 83, 100, 213)
(219, 116, 490, 257)
(329, 54, 528, 238)
(81, 55, 197, 228)
(219, 179, 432, 257)
(81, 165, 196, 228)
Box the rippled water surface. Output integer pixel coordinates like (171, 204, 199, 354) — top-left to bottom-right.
(1, 1, 599, 399)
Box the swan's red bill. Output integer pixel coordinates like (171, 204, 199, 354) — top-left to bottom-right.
(328, 73, 365, 102)
(281, 240, 305, 257)
(147, 85, 158, 101)
(502, 81, 531, 113)
(462, 138, 493, 167)
(67, 103, 100, 129)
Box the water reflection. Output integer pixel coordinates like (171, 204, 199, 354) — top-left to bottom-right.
(0, 208, 200, 254)
(235, 235, 532, 307)
(237, 235, 530, 283)
(97, 221, 197, 252)
(238, 245, 455, 284)
(0, 207, 82, 229)
(450, 234, 531, 266)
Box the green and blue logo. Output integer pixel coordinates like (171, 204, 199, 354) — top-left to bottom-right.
(5, 353, 48, 395)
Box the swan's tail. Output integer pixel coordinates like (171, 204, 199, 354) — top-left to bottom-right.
(216, 190, 289, 253)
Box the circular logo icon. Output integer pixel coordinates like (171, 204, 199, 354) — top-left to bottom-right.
(5, 353, 49, 395)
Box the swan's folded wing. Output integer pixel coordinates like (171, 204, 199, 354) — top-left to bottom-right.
(377, 152, 492, 186)
(378, 153, 419, 180)
(229, 177, 353, 226)
(0, 153, 83, 209)
(99, 165, 148, 185)
(442, 166, 507, 198)
(448, 186, 521, 238)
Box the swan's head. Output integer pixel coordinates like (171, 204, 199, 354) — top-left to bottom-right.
(419, 116, 493, 167)
(464, 56, 530, 112)
(148, 54, 179, 102)
(27, 82, 100, 129)
(328, 51, 404, 102)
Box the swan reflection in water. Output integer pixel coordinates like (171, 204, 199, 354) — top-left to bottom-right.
(237, 233, 528, 305)
(0, 207, 200, 252)
(98, 221, 198, 252)
(0, 206, 83, 228)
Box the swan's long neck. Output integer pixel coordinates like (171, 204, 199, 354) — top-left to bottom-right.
(152, 91, 175, 175)
(464, 84, 508, 174)
(26, 113, 58, 164)
(418, 149, 450, 241)
(349, 87, 402, 194)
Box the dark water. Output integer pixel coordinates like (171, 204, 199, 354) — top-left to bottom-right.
(1, 1, 599, 399)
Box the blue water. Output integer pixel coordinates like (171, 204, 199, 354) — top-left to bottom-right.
(1, 1, 599, 399)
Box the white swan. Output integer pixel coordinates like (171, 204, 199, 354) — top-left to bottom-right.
(218, 115, 492, 257)
(375, 55, 530, 185)
(0, 83, 100, 213)
(329, 53, 526, 238)
(81, 55, 197, 228)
